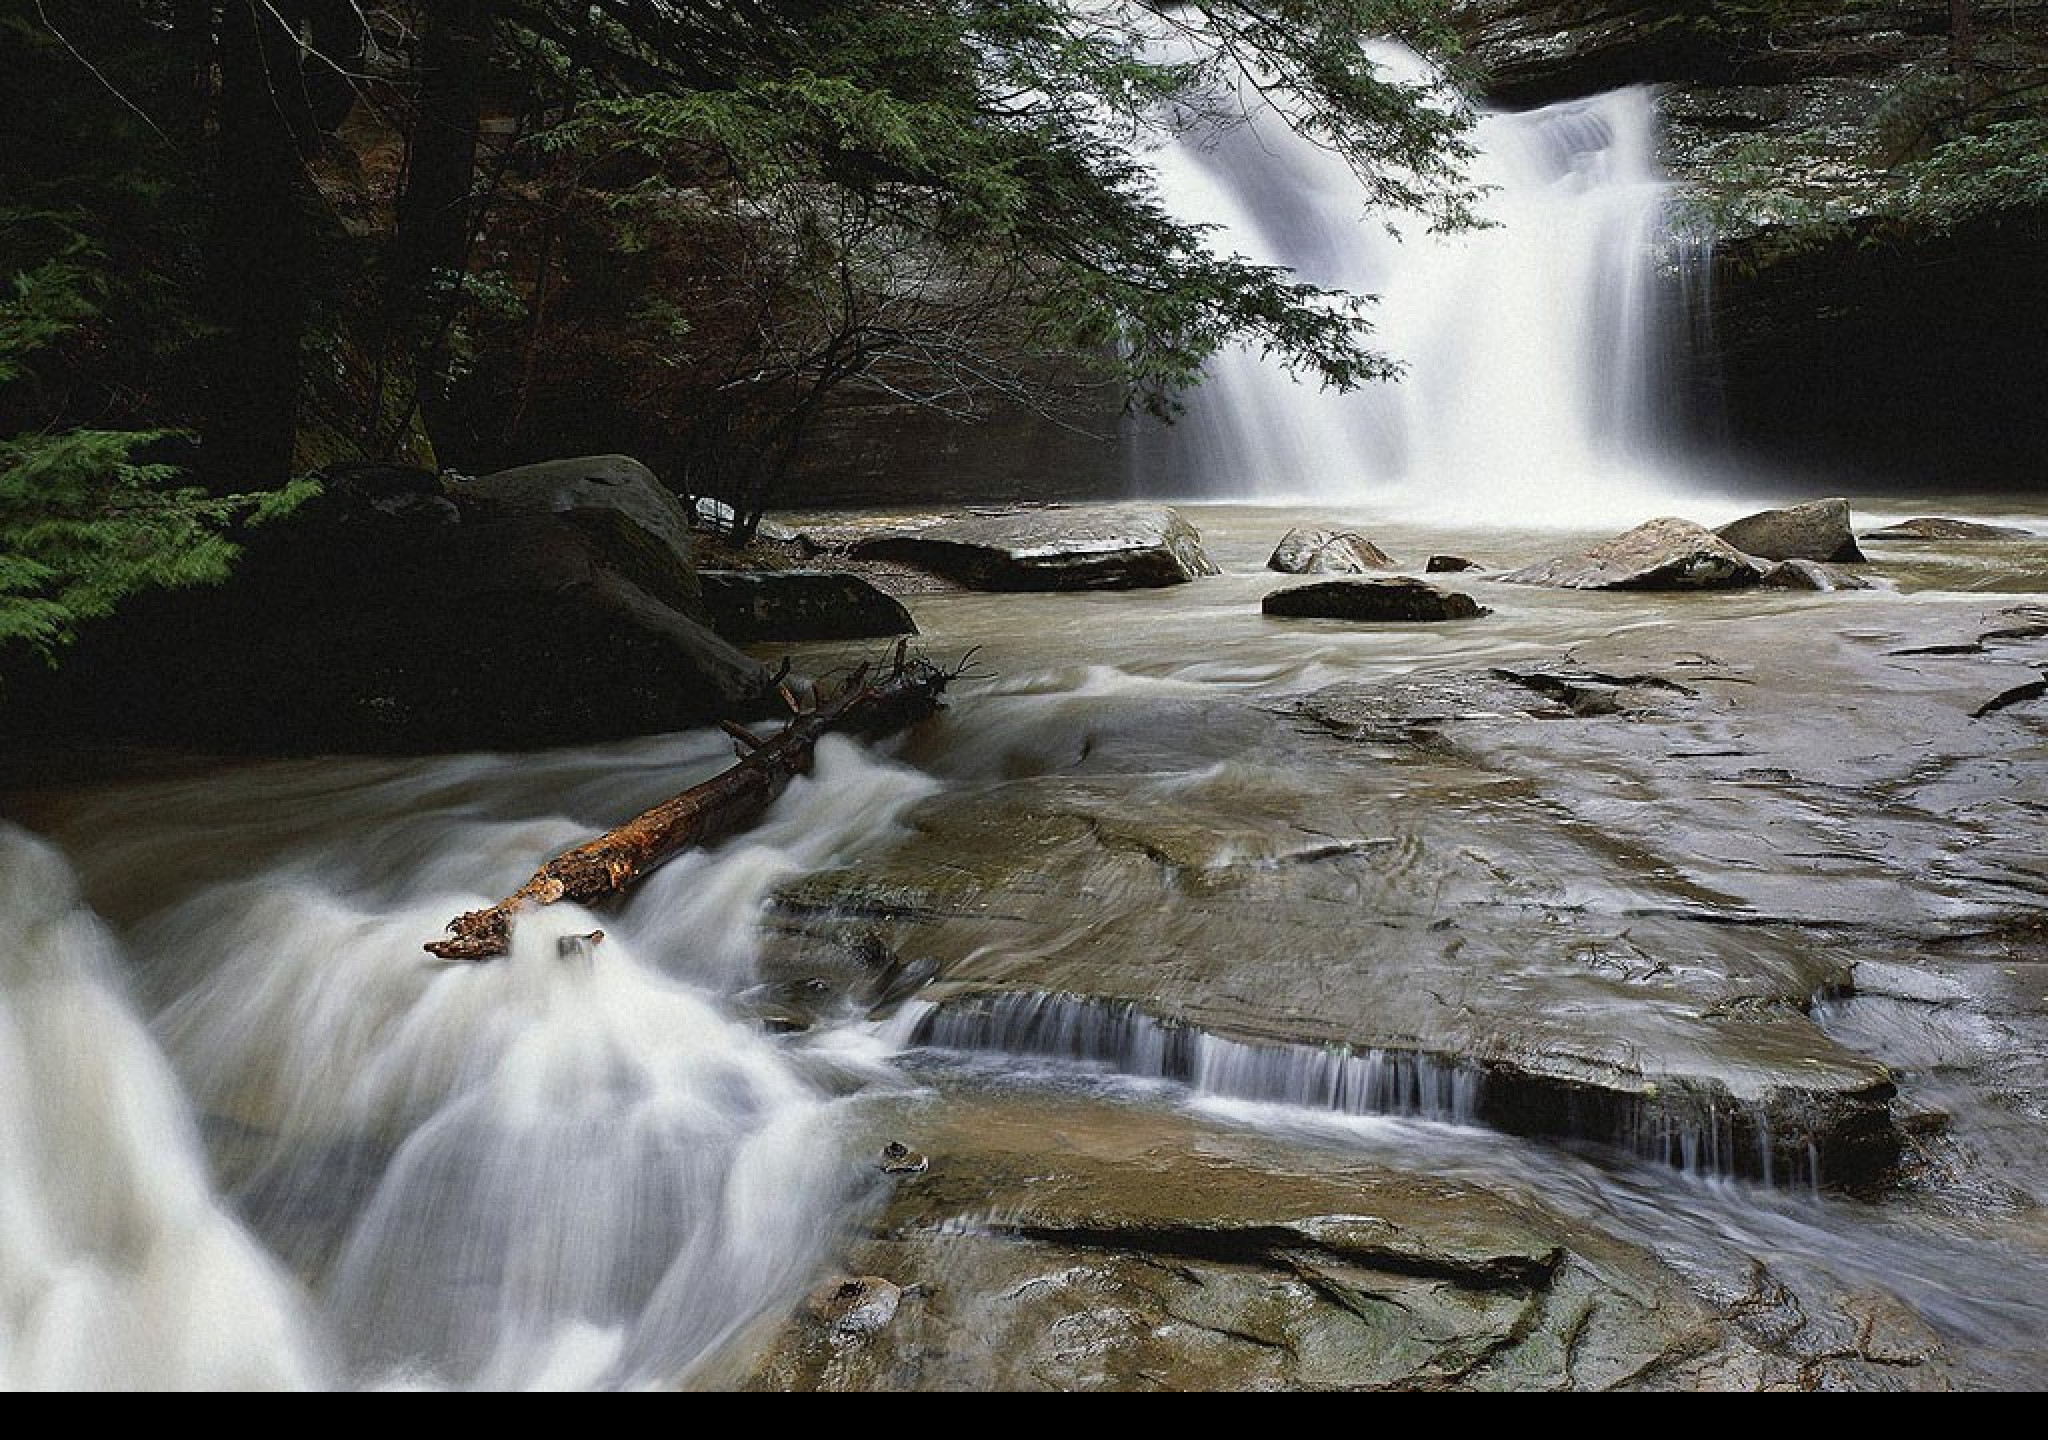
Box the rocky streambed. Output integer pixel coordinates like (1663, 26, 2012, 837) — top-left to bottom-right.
(727, 499, 2048, 1390)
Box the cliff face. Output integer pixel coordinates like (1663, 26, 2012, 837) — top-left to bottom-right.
(1454, 0, 2048, 489)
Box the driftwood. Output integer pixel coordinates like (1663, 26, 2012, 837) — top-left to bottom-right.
(426, 646, 953, 962)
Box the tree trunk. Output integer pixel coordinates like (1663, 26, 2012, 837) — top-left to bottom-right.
(427, 651, 952, 963)
(202, 0, 320, 490)
(382, 0, 490, 455)
(200, 0, 367, 489)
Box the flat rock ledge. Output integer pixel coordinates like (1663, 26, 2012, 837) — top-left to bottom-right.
(848, 504, 1220, 591)
(735, 1094, 1950, 1392)
(900, 987, 1900, 1190)
(1861, 517, 2039, 542)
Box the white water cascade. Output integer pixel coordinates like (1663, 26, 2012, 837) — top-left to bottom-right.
(1130, 51, 1714, 527)
(0, 735, 941, 1391)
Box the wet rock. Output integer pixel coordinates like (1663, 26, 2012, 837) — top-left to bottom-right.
(1447, 0, 1948, 108)
(880, 1142, 930, 1176)
(1497, 517, 1767, 591)
(771, 749, 1901, 1188)
(810, 1277, 904, 1339)
(770, 599, 2048, 1194)
(1266, 527, 1396, 575)
(1758, 559, 1877, 592)
(1262, 577, 1489, 622)
(1489, 663, 1698, 717)
(699, 570, 919, 642)
(1862, 518, 2039, 542)
(1428, 554, 1483, 573)
(737, 1095, 1953, 1391)
(848, 505, 1220, 591)
(1715, 499, 1865, 564)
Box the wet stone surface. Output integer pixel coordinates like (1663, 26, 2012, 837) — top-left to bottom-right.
(735, 1093, 1956, 1391)
(764, 599, 2048, 1191)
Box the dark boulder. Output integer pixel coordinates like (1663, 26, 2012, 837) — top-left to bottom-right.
(1263, 577, 1490, 622)
(699, 571, 918, 642)
(849, 505, 1219, 591)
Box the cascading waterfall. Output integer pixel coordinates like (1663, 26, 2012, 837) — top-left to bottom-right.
(1130, 47, 1713, 526)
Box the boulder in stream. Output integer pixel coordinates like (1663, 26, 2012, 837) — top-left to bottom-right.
(0, 456, 781, 754)
(1262, 577, 1489, 622)
(699, 570, 919, 642)
(1266, 527, 1396, 574)
(1713, 498, 1866, 563)
(1861, 517, 2039, 542)
(1498, 517, 1767, 591)
(847, 505, 1219, 591)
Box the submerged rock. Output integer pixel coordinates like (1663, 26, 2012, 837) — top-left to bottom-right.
(1498, 517, 1767, 591)
(699, 570, 918, 642)
(1715, 498, 1865, 564)
(1266, 527, 1396, 575)
(1262, 577, 1490, 622)
(848, 505, 1219, 591)
(1862, 517, 2039, 542)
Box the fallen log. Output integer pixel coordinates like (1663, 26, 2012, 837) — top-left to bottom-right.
(426, 646, 954, 962)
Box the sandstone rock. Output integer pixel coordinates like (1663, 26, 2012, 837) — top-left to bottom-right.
(1715, 498, 1865, 563)
(450, 455, 705, 615)
(1266, 527, 1396, 574)
(1498, 517, 1766, 590)
(1262, 577, 1489, 622)
(848, 505, 1219, 591)
(1862, 517, 2039, 542)
(737, 1094, 1952, 1391)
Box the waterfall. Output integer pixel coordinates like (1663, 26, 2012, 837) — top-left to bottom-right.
(1129, 47, 1711, 527)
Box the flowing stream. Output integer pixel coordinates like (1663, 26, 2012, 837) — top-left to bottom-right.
(4, 50, 2047, 1390)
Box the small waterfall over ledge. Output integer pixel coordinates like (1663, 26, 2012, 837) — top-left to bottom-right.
(1128, 52, 1714, 528)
